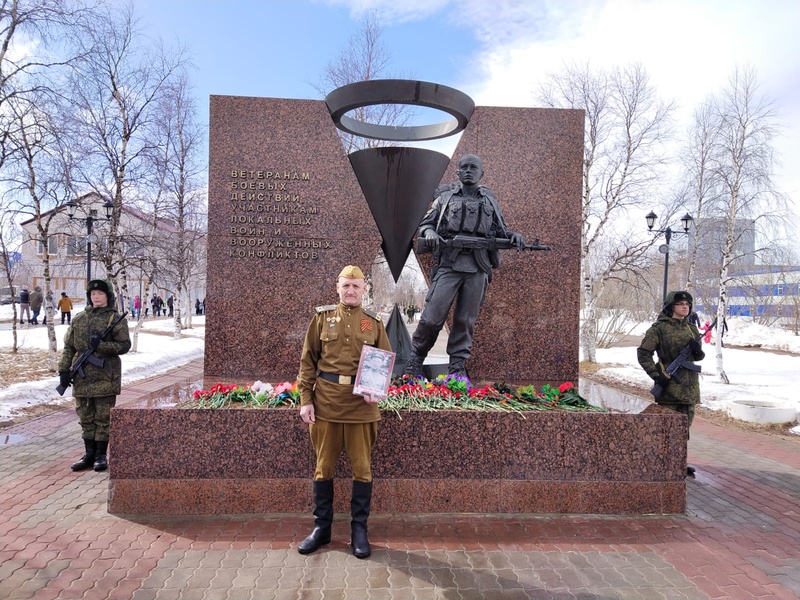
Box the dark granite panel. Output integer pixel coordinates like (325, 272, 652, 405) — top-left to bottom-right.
(206, 95, 382, 382)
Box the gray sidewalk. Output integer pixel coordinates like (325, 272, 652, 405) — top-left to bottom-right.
(2, 360, 800, 599)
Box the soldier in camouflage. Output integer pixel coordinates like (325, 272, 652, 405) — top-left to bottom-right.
(637, 290, 704, 476)
(58, 279, 131, 472)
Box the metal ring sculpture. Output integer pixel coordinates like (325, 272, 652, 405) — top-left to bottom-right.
(325, 79, 475, 142)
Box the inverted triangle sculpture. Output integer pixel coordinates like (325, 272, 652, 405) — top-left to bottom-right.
(325, 80, 475, 282)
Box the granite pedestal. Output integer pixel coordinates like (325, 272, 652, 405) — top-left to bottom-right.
(108, 380, 686, 516)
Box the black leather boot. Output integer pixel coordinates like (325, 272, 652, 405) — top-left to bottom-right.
(298, 480, 334, 554)
(350, 480, 373, 559)
(93, 440, 109, 471)
(71, 439, 96, 471)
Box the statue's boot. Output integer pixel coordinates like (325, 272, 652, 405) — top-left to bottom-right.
(71, 439, 96, 471)
(298, 480, 334, 554)
(448, 359, 468, 378)
(350, 480, 373, 559)
(403, 353, 425, 377)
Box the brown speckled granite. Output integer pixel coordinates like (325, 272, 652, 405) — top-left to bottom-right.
(207, 97, 582, 384)
(206, 95, 382, 381)
(416, 106, 584, 383)
(109, 384, 686, 515)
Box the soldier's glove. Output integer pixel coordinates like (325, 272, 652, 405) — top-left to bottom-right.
(59, 371, 72, 388)
(423, 228, 441, 249)
(688, 338, 702, 354)
(89, 334, 103, 349)
(654, 373, 670, 389)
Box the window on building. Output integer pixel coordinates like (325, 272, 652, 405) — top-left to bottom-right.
(66, 236, 88, 256)
(37, 236, 58, 255)
(776, 285, 784, 296)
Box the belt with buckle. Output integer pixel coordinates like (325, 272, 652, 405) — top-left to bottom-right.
(318, 371, 353, 385)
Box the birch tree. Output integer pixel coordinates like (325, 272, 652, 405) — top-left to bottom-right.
(707, 65, 785, 383)
(61, 1, 186, 307)
(312, 10, 413, 153)
(147, 71, 206, 339)
(539, 62, 675, 362)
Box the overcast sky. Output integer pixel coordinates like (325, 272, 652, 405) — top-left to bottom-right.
(134, 0, 800, 221)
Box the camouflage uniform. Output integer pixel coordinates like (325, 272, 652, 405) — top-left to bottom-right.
(637, 291, 704, 430)
(59, 279, 130, 471)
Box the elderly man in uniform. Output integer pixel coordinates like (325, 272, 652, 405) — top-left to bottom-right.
(297, 265, 392, 558)
(637, 290, 704, 477)
(404, 154, 524, 378)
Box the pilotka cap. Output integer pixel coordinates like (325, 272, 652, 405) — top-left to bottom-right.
(338, 265, 365, 279)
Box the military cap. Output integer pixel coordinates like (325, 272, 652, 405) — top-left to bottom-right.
(667, 290, 693, 305)
(87, 280, 110, 294)
(338, 265, 365, 279)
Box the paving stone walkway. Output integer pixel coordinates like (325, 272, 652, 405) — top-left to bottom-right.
(2, 360, 799, 599)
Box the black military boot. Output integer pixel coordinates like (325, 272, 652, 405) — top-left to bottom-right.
(403, 353, 425, 377)
(93, 441, 109, 471)
(71, 439, 96, 471)
(448, 359, 468, 378)
(298, 480, 334, 554)
(350, 480, 373, 559)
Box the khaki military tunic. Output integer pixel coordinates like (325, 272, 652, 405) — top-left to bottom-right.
(298, 302, 391, 423)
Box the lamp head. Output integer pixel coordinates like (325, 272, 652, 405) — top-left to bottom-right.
(645, 211, 657, 230)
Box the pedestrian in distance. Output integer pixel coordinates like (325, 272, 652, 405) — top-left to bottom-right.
(29, 285, 43, 325)
(296, 265, 392, 559)
(58, 292, 74, 325)
(19, 286, 31, 324)
(58, 279, 131, 472)
(637, 290, 704, 477)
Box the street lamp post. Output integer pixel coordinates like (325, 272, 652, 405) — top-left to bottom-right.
(646, 211, 694, 305)
(66, 199, 115, 283)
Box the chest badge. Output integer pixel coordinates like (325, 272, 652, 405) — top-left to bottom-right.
(360, 319, 373, 332)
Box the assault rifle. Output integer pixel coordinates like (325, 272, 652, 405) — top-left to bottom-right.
(56, 312, 128, 396)
(417, 234, 551, 255)
(650, 317, 717, 400)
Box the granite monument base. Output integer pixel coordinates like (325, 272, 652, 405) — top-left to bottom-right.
(108, 379, 687, 516)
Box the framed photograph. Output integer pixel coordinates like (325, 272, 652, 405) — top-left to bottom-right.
(353, 346, 396, 398)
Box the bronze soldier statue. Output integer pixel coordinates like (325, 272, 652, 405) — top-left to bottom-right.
(404, 154, 524, 378)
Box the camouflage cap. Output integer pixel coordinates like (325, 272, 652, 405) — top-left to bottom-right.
(338, 265, 365, 279)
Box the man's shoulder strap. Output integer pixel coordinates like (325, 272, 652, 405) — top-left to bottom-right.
(315, 304, 337, 314)
(362, 307, 381, 321)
